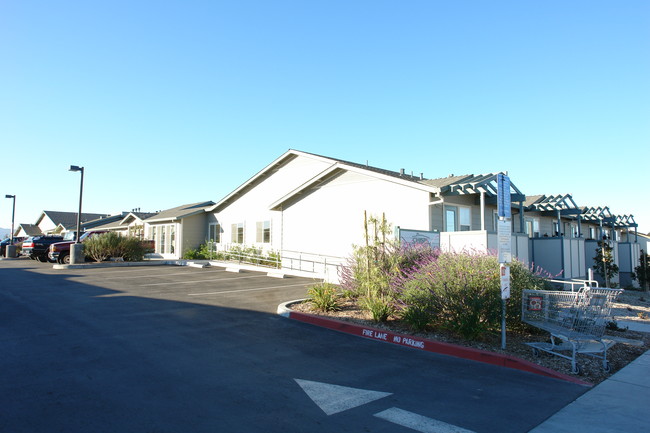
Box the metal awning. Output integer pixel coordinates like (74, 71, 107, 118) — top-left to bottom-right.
(442, 173, 526, 202)
(525, 194, 581, 216)
(581, 206, 616, 224)
(615, 214, 637, 229)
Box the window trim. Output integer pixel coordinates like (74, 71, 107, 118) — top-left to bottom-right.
(256, 220, 271, 244)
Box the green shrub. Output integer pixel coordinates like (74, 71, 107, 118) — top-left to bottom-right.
(84, 233, 147, 262)
(120, 236, 146, 261)
(400, 305, 433, 332)
(84, 234, 110, 262)
(307, 283, 340, 312)
(398, 276, 438, 331)
(391, 251, 553, 339)
(361, 295, 394, 322)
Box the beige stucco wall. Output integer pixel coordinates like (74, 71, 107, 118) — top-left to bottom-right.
(181, 213, 209, 255)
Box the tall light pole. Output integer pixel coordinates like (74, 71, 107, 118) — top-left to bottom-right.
(69, 165, 84, 264)
(4, 194, 16, 258)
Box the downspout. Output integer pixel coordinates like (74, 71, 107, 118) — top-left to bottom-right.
(577, 214, 582, 238)
(599, 219, 603, 240)
(519, 201, 525, 234)
(280, 205, 284, 257)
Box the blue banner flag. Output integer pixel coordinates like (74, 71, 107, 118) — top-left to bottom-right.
(497, 173, 511, 219)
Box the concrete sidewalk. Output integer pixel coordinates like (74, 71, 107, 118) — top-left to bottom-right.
(530, 348, 649, 432)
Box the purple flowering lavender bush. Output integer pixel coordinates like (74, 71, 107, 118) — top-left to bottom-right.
(341, 242, 552, 340)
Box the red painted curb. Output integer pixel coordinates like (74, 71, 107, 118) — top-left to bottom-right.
(289, 311, 592, 387)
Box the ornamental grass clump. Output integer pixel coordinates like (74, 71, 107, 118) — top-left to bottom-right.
(307, 283, 340, 312)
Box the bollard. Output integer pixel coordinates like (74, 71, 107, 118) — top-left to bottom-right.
(5, 245, 17, 258)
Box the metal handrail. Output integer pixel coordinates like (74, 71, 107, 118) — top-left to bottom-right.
(548, 278, 599, 292)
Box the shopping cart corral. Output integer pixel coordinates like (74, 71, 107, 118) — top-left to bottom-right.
(521, 287, 624, 375)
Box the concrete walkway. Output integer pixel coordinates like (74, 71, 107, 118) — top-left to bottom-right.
(531, 345, 649, 432)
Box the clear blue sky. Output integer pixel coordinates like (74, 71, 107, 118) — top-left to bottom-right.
(2, 0, 649, 233)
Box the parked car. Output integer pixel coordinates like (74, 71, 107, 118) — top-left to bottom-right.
(21, 235, 64, 262)
(49, 231, 108, 264)
(1, 237, 26, 256)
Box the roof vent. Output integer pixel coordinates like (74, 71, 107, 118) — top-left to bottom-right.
(420, 173, 424, 180)
(400, 168, 405, 176)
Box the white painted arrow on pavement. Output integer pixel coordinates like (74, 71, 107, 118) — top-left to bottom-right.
(375, 407, 476, 433)
(294, 379, 392, 415)
(295, 379, 476, 433)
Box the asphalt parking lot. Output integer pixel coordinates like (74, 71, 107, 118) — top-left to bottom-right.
(0, 258, 588, 433)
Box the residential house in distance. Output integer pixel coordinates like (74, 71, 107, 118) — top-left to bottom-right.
(31, 210, 110, 235)
(90, 210, 158, 239)
(14, 223, 42, 238)
(144, 201, 215, 259)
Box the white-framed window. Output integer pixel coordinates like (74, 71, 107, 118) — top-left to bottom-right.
(459, 207, 471, 231)
(552, 220, 560, 236)
(589, 227, 596, 239)
(208, 223, 221, 243)
(231, 223, 244, 243)
(169, 225, 175, 255)
(444, 205, 471, 232)
(256, 220, 271, 243)
(525, 217, 540, 238)
(160, 225, 166, 253)
(445, 206, 457, 232)
(153, 224, 177, 254)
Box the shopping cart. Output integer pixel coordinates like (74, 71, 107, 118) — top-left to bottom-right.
(521, 287, 624, 375)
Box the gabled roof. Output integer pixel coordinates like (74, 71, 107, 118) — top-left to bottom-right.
(81, 213, 128, 231)
(120, 212, 158, 226)
(524, 194, 581, 216)
(15, 223, 42, 236)
(37, 210, 110, 229)
(211, 149, 526, 213)
(145, 201, 214, 223)
(269, 160, 437, 211)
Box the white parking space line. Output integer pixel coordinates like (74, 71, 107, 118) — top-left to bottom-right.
(188, 282, 310, 296)
(95, 269, 226, 280)
(374, 407, 475, 433)
(140, 274, 269, 287)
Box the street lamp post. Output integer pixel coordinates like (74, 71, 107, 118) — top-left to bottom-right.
(69, 165, 84, 264)
(4, 194, 16, 258)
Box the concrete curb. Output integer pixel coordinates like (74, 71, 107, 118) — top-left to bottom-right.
(277, 300, 591, 387)
(52, 259, 289, 280)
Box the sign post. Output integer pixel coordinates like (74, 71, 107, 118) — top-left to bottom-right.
(497, 173, 511, 350)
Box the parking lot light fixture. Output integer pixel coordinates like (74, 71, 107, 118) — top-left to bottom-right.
(5, 194, 15, 245)
(69, 165, 84, 244)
